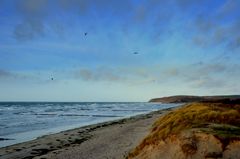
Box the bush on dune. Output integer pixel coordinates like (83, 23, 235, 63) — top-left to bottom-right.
(128, 102, 240, 158)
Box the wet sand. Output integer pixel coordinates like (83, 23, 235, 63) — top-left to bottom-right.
(0, 107, 177, 159)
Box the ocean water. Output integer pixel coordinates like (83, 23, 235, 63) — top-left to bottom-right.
(0, 102, 178, 148)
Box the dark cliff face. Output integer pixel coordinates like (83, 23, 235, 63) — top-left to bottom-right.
(149, 95, 240, 103)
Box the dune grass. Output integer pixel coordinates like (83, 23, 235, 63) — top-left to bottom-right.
(128, 102, 240, 158)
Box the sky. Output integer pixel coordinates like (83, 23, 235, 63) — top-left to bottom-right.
(0, 0, 240, 102)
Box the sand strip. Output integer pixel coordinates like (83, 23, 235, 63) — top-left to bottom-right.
(0, 107, 177, 159)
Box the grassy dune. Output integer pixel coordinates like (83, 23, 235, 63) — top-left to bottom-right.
(128, 102, 240, 158)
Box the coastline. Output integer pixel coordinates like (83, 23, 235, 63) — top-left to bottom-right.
(0, 106, 178, 159)
(0, 102, 178, 148)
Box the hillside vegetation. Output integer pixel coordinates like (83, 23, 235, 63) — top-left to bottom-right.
(128, 102, 240, 159)
(149, 95, 240, 103)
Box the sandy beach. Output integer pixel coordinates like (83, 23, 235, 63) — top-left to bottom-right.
(0, 107, 176, 159)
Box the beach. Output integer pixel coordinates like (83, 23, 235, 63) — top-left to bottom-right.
(0, 107, 176, 159)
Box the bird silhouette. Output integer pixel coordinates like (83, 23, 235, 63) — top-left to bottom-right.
(84, 32, 88, 36)
(133, 52, 139, 54)
(51, 78, 54, 81)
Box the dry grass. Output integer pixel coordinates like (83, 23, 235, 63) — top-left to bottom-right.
(128, 102, 240, 158)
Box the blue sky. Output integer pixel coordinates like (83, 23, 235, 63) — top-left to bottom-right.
(0, 0, 240, 101)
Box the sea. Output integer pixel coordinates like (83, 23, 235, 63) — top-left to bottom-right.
(0, 102, 179, 148)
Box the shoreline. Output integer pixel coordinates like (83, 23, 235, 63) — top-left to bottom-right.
(0, 102, 178, 148)
(0, 106, 178, 159)
(0, 112, 147, 148)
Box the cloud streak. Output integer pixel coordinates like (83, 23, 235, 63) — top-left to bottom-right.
(191, 0, 240, 50)
(13, 0, 48, 40)
(0, 69, 15, 78)
(14, 19, 45, 40)
(74, 68, 129, 83)
(68, 61, 240, 90)
(72, 67, 157, 85)
(0, 69, 45, 83)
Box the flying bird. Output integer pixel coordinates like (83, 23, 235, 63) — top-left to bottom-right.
(84, 32, 88, 36)
(133, 52, 139, 54)
(51, 78, 54, 81)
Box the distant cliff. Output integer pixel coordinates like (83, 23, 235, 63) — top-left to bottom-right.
(149, 95, 240, 103)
